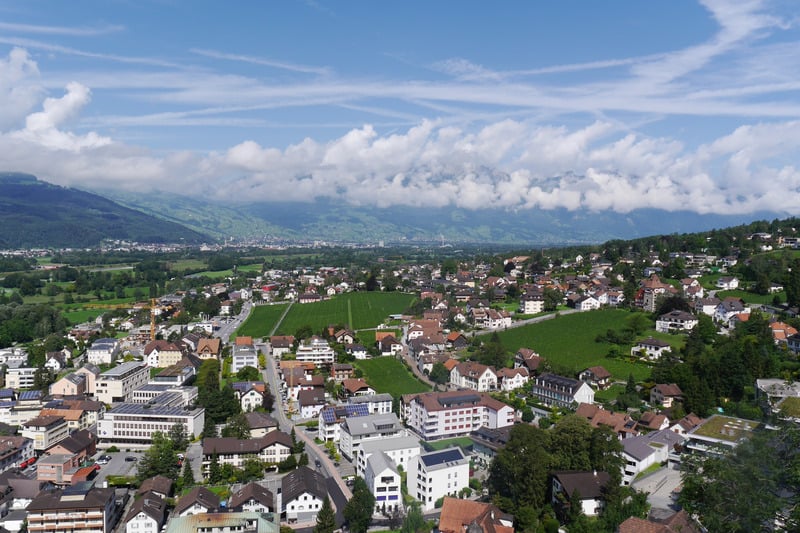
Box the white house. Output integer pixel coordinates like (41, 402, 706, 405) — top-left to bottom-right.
(295, 336, 336, 366)
(621, 430, 684, 485)
(716, 276, 740, 290)
(282, 466, 328, 523)
(357, 435, 421, 478)
(519, 292, 544, 314)
(631, 337, 672, 360)
(86, 338, 120, 365)
(530, 373, 595, 408)
(365, 452, 402, 514)
(339, 413, 405, 460)
(124, 493, 166, 533)
(552, 471, 611, 517)
(408, 447, 469, 510)
(496, 367, 529, 392)
(574, 295, 601, 311)
(655, 310, 698, 333)
(450, 362, 497, 392)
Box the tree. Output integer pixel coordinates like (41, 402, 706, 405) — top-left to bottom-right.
(429, 362, 450, 385)
(168, 423, 188, 451)
(137, 432, 179, 482)
(221, 412, 251, 439)
(314, 496, 336, 533)
(343, 477, 375, 533)
(236, 366, 261, 381)
(208, 452, 222, 484)
(400, 501, 428, 533)
(488, 424, 551, 513)
(181, 459, 195, 488)
(203, 416, 217, 438)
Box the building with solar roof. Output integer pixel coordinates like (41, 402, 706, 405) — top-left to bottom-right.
(97, 393, 204, 445)
(317, 403, 371, 442)
(408, 447, 469, 510)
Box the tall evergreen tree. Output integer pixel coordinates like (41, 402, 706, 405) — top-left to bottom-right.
(343, 477, 375, 533)
(181, 459, 195, 488)
(314, 496, 336, 533)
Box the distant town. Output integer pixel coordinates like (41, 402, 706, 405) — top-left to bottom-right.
(0, 219, 799, 532)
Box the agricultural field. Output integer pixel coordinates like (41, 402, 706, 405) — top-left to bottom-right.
(276, 292, 414, 335)
(495, 309, 652, 381)
(716, 289, 784, 305)
(236, 304, 289, 338)
(353, 357, 430, 398)
(63, 309, 105, 325)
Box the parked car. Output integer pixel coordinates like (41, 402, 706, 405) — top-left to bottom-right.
(124, 456, 137, 462)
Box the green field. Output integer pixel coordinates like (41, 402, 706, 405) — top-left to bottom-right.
(716, 289, 784, 305)
(353, 357, 430, 398)
(236, 304, 290, 338)
(422, 437, 474, 452)
(277, 292, 414, 335)
(495, 309, 651, 381)
(63, 309, 105, 325)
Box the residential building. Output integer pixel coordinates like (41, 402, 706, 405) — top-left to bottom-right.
(357, 435, 421, 478)
(551, 471, 611, 517)
(229, 482, 275, 513)
(318, 404, 371, 443)
(36, 453, 84, 485)
(95, 362, 149, 404)
(201, 432, 293, 476)
(124, 492, 166, 533)
(450, 362, 497, 392)
(348, 393, 393, 415)
(295, 336, 336, 366)
(281, 466, 328, 523)
(196, 338, 221, 360)
(519, 292, 544, 315)
(618, 510, 702, 533)
(50, 373, 87, 397)
(244, 411, 278, 438)
(631, 337, 672, 360)
(0, 436, 34, 473)
(656, 310, 699, 333)
(232, 344, 259, 374)
(470, 426, 512, 465)
(143, 340, 183, 368)
(716, 276, 739, 290)
(75, 364, 101, 395)
(21, 415, 69, 451)
(650, 383, 683, 408)
(46, 429, 97, 462)
(578, 366, 612, 390)
(5, 368, 36, 390)
(339, 412, 405, 460)
(365, 452, 402, 513)
(341, 378, 375, 398)
(402, 391, 515, 441)
(86, 338, 121, 366)
(138, 476, 172, 499)
(574, 403, 638, 440)
(269, 336, 294, 358)
(175, 486, 220, 517)
(621, 429, 684, 485)
(231, 381, 267, 412)
(97, 398, 204, 444)
(408, 447, 469, 510)
(438, 498, 514, 533)
(530, 373, 595, 408)
(27, 484, 117, 533)
(496, 367, 529, 392)
(297, 389, 326, 419)
(685, 414, 759, 455)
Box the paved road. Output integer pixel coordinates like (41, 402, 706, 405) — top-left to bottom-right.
(632, 463, 683, 512)
(474, 308, 580, 336)
(218, 300, 253, 344)
(262, 350, 351, 526)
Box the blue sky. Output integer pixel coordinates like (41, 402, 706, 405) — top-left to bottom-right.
(1, 0, 799, 215)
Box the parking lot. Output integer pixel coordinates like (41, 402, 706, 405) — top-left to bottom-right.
(92, 449, 146, 485)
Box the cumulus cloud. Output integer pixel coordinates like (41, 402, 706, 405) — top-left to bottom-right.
(0, 47, 42, 130)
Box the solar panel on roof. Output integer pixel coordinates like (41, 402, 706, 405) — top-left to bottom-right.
(0, 390, 14, 399)
(19, 391, 42, 400)
(421, 447, 464, 467)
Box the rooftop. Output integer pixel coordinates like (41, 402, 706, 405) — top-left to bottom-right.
(689, 415, 759, 443)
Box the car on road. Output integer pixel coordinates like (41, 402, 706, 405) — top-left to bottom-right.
(97, 455, 111, 465)
(315, 459, 321, 468)
(124, 456, 137, 462)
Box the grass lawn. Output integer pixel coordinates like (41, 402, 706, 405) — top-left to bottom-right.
(168, 259, 207, 271)
(62, 309, 104, 324)
(495, 309, 651, 381)
(717, 289, 785, 305)
(594, 384, 625, 403)
(357, 329, 401, 346)
(353, 357, 430, 398)
(277, 292, 414, 335)
(639, 330, 685, 352)
(236, 304, 289, 338)
(423, 436, 473, 452)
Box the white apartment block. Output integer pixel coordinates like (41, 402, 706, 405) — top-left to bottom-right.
(449, 362, 497, 392)
(402, 391, 515, 441)
(365, 452, 402, 513)
(408, 447, 469, 510)
(95, 362, 150, 404)
(201, 432, 292, 477)
(5, 367, 36, 389)
(86, 338, 121, 366)
(356, 435, 421, 478)
(339, 412, 405, 461)
(131, 384, 198, 407)
(348, 393, 393, 415)
(232, 345, 259, 374)
(295, 336, 336, 366)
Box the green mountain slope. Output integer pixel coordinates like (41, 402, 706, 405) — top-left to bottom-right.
(0, 173, 209, 248)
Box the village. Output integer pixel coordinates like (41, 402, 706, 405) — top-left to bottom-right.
(0, 226, 799, 532)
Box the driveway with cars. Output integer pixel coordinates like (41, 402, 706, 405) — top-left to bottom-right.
(92, 449, 145, 486)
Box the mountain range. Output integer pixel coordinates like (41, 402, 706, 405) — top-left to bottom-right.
(0, 172, 786, 247)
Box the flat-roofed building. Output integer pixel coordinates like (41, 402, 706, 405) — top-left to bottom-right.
(339, 413, 405, 461)
(95, 362, 149, 404)
(97, 396, 204, 445)
(408, 447, 469, 510)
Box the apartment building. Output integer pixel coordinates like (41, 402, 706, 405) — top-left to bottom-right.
(201, 432, 293, 477)
(449, 362, 497, 392)
(365, 452, 402, 513)
(408, 448, 469, 510)
(27, 484, 117, 533)
(356, 435, 421, 478)
(339, 413, 405, 460)
(86, 338, 121, 366)
(294, 336, 336, 366)
(402, 391, 515, 441)
(21, 415, 69, 451)
(0, 436, 34, 473)
(232, 344, 259, 374)
(5, 368, 36, 390)
(530, 373, 595, 409)
(95, 362, 150, 404)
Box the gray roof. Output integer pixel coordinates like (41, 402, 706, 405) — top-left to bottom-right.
(360, 435, 420, 455)
(281, 466, 327, 504)
(174, 486, 219, 515)
(348, 393, 393, 405)
(366, 451, 397, 476)
(622, 437, 657, 462)
(100, 361, 146, 377)
(342, 412, 401, 436)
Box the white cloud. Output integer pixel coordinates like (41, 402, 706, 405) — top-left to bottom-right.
(0, 47, 41, 130)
